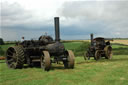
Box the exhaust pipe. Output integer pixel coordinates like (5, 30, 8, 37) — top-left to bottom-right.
(54, 17, 60, 42)
(91, 33, 93, 46)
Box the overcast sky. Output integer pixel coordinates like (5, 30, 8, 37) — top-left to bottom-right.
(0, 0, 128, 41)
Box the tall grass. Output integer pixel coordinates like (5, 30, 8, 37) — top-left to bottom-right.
(111, 43, 128, 55)
(74, 42, 90, 56)
(0, 55, 128, 85)
(63, 41, 90, 56)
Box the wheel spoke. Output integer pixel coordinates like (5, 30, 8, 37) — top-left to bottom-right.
(7, 54, 13, 58)
(6, 46, 24, 69)
(8, 59, 14, 63)
(8, 50, 13, 55)
(9, 63, 14, 68)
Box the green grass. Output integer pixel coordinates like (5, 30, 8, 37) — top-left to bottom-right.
(112, 43, 128, 55)
(63, 42, 84, 50)
(63, 41, 90, 56)
(0, 55, 128, 85)
(112, 43, 128, 48)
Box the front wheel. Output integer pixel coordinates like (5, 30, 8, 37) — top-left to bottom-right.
(64, 50, 75, 69)
(40, 51, 51, 71)
(95, 50, 101, 61)
(84, 52, 90, 60)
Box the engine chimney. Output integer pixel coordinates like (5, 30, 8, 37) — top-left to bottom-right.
(91, 33, 93, 46)
(54, 17, 60, 42)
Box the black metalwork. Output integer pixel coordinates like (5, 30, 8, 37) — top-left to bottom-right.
(84, 34, 113, 60)
(6, 17, 75, 71)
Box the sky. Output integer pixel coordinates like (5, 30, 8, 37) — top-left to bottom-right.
(0, 0, 128, 41)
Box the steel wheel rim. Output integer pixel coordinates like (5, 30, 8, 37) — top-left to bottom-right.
(40, 51, 51, 71)
(95, 51, 101, 60)
(6, 47, 17, 68)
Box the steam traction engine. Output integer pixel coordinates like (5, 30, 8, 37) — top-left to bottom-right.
(84, 34, 113, 60)
(6, 17, 75, 71)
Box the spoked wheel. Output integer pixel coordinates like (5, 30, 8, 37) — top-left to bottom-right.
(84, 51, 90, 60)
(64, 50, 75, 69)
(104, 46, 112, 59)
(95, 50, 101, 60)
(40, 51, 51, 71)
(6, 46, 24, 69)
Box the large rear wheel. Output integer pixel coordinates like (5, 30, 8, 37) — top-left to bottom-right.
(104, 46, 112, 59)
(6, 46, 24, 69)
(40, 51, 51, 71)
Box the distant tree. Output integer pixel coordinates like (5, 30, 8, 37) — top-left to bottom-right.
(0, 38, 4, 45)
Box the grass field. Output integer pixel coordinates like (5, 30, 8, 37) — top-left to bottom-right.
(0, 41, 128, 85)
(112, 40, 128, 45)
(0, 55, 128, 85)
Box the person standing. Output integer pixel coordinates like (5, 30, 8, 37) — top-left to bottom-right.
(21, 37, 25, 42)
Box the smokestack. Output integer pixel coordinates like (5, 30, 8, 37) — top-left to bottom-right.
(54, 17, 60, 42)
(91, 33, 93, 46)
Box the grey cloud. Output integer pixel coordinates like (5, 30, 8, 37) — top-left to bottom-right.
(1, 1, 54, 40)
(57, 1, 128, 38)
(1, 2, 33, 27)
(2, 26, 55, 41)
(1, 1, 52, 28)
(1, 1, 128, 41)
(59, 1, 128, 20)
